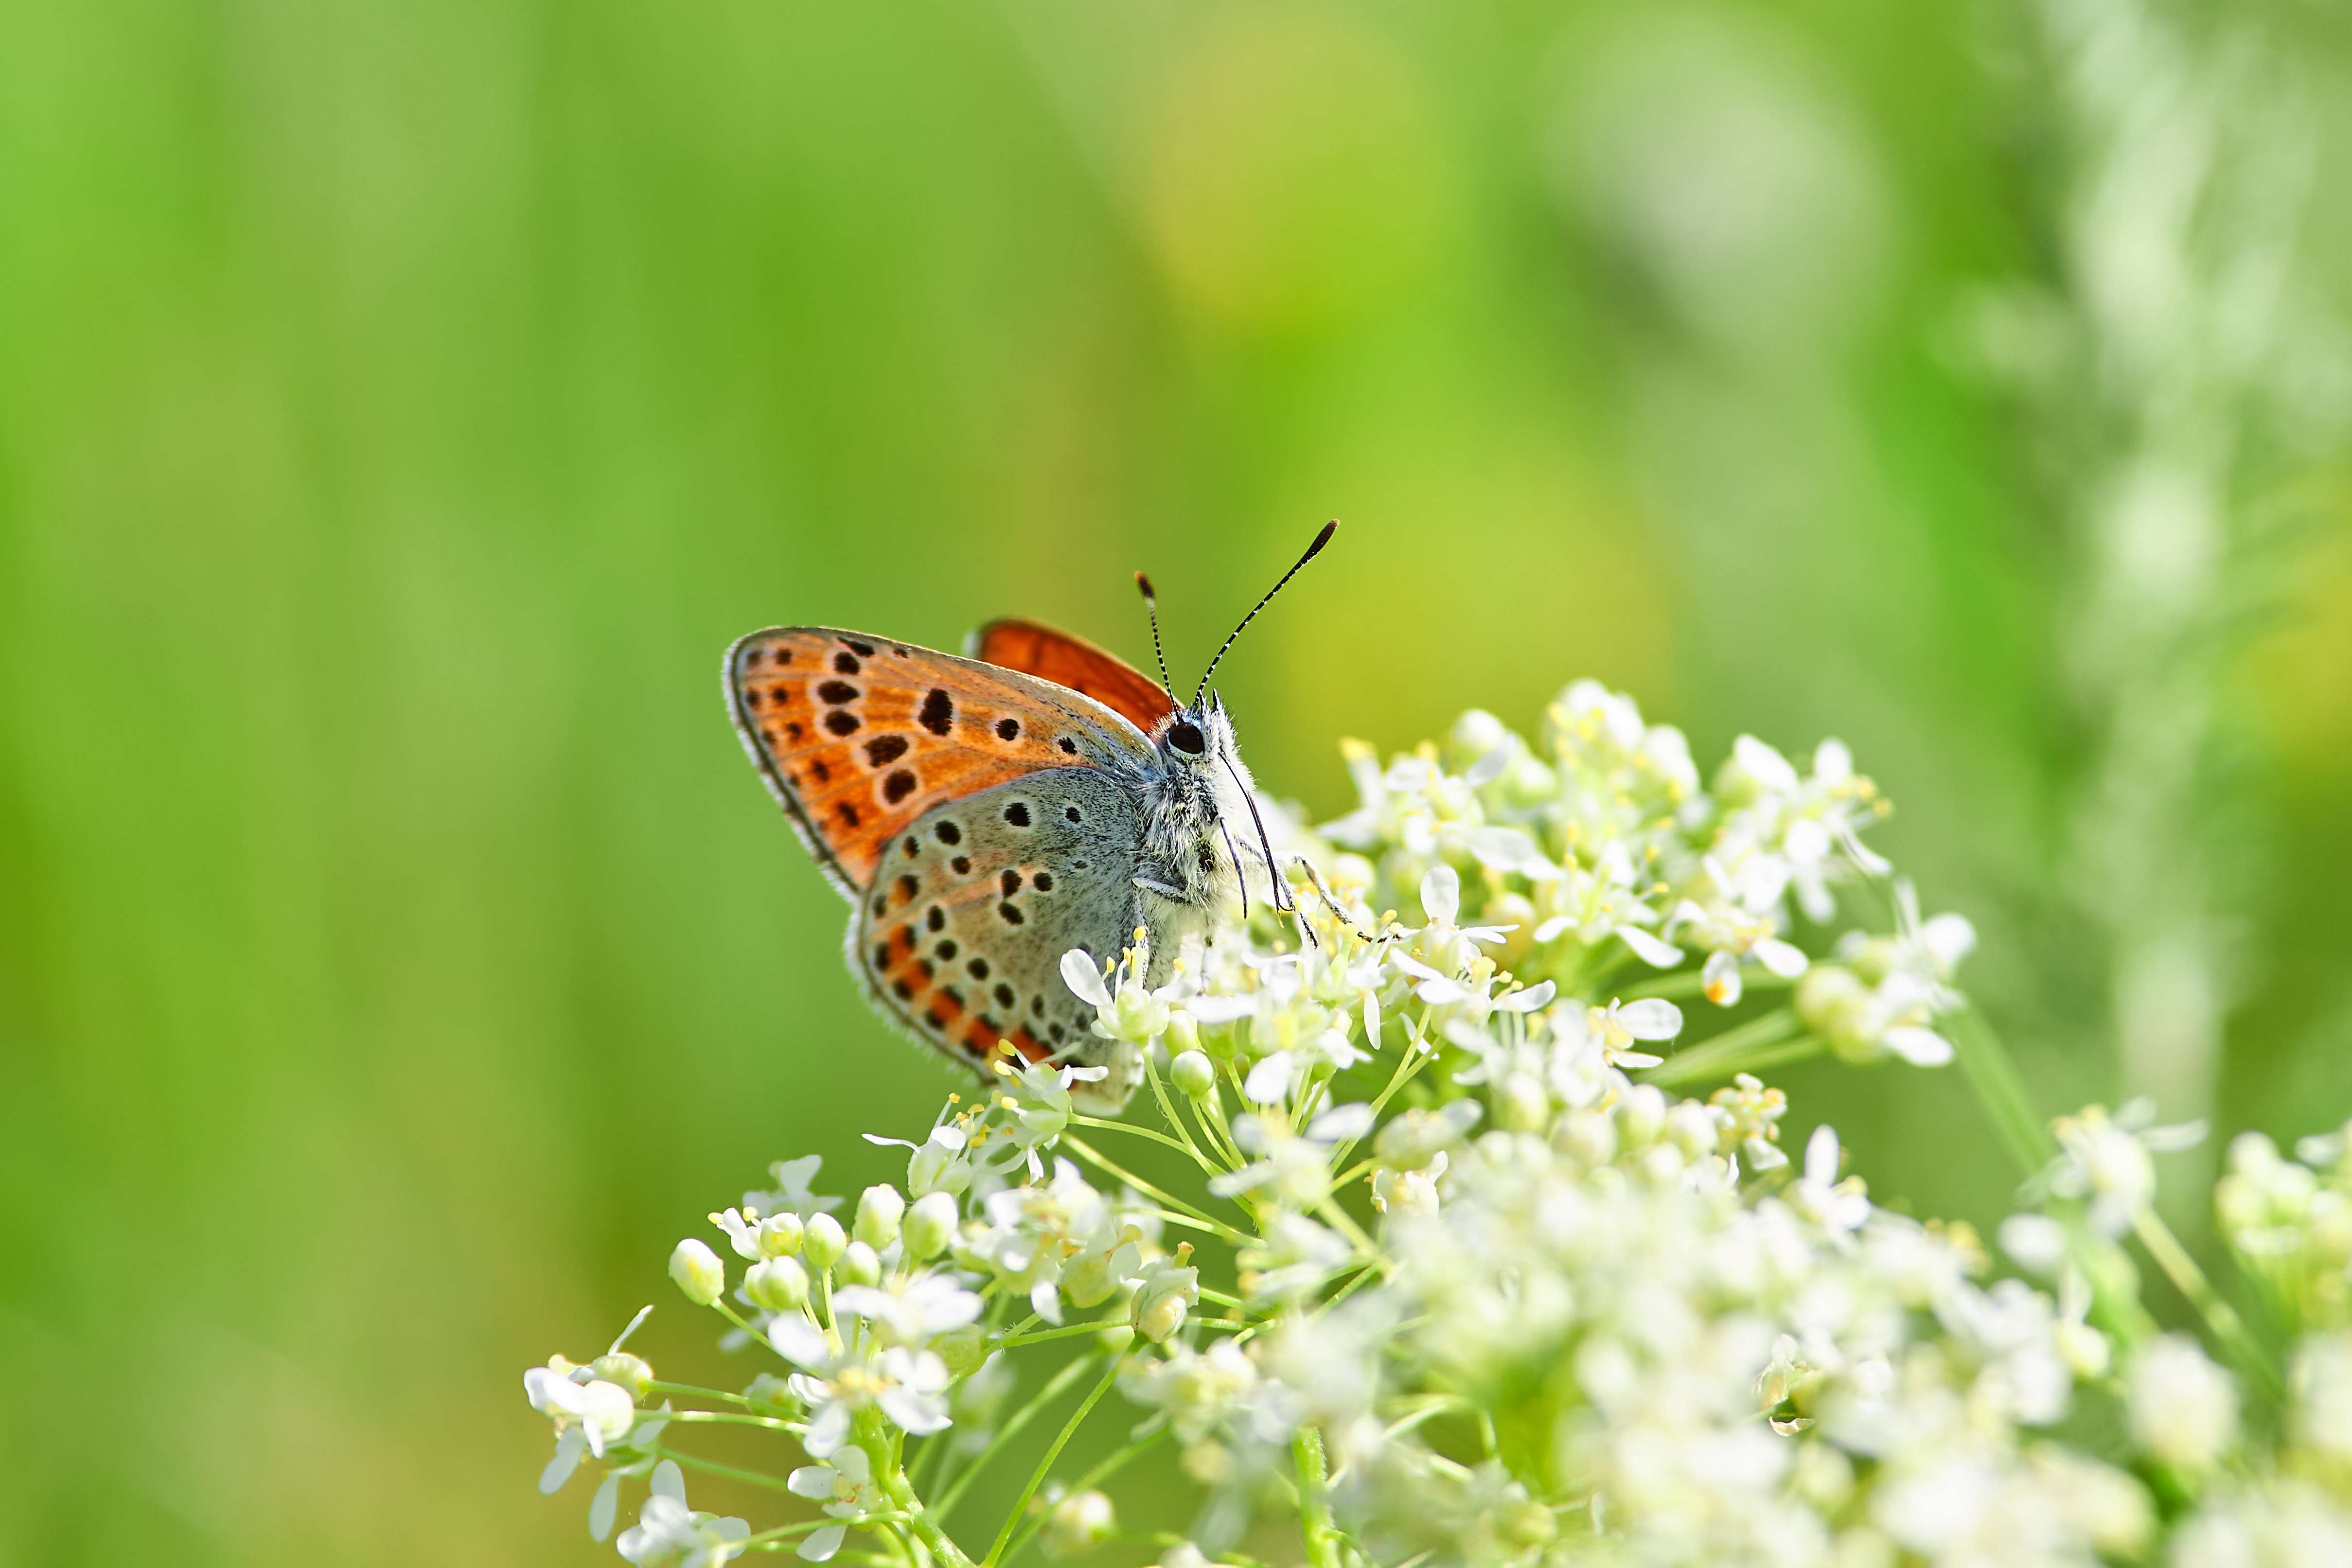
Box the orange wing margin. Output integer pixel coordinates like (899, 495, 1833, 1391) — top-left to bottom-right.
(972, 620, 1176, 735)
(726, 627, 1149, 894)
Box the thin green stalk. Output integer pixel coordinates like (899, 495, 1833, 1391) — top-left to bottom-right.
(1324, 1024, 1435, 1175)
(1624, 969, 1795, 1003)
(659, 1408, 800, 1433)
(999, 1426, 1171, 1563)
(1140, 1056, 1226, 1174)
(933, 1354, 1102, 1524)
(742, 1516, 907, 1550)
(647, 1379, 756, 1408)
(647, 1445, 800, 1493)
(1641, 1009, 1810, 1088)
(2132, 1207, 2283, 1400)
(1292, 1427, 1342, 1568)
(1072, 1114, 1211, 1165)
(1946, 1006, 2057, 1178)
(997, 1319, 1132, 1349)
(980, 1358, 1124, 1568)
(1060, 1133, 1248, 1243)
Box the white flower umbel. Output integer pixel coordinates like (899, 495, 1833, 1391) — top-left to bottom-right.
(527, 680, 2339, 1568)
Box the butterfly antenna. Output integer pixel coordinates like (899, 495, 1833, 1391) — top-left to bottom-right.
(1134, 571, 1175, 701)
(1193, 520, 1338, 705)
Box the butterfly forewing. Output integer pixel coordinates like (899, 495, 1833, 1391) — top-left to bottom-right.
(855, 771, 1144, 1102)
(727, 628, 1155, 892)
(971, 620, 1176, 736)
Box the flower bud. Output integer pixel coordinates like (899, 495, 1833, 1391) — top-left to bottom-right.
(1041, 1490, 1114, 1556)
(591, 1352, 654, 1400)
(855, 1185, 906, 1250)
(744, 1372, 798, 1411)
(1553, 1110, 1617, 1167)
(1166, 1011, 1203, 1059)
(745, 1256, 810, 1314)
(669, 1239, 725, 1306)
(1665, 1101, 1720, 1159)
(1132, 1261, 1200, 1344)
(837, 1240, 882, 1287)
(934, 1322, 990, 1376)
(1170, 1050, 1217, 1098)
(802, 1213, 848, 1272)
(757, 1211, 805, 1258)
(904, 1191, 958, 1260)
(1614, 1084, 1668, 1147)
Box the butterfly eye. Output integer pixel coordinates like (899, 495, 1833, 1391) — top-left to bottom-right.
(1167, 721, 1206, 756)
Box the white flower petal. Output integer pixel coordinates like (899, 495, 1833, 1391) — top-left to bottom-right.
(1619, 927, 1683, 968)
(539, 1427, 585, 1496)
(1805, 1124, 1841, 1185)
(1243, 1052, 1297, 1106)
(1883, 1026, 1955, 1067)
(803, 1399, 851, 1459)
(1754, 938, 1809, 978)
(1308, 1103, 1375, 1143)
(1533, 915, 1575, 945)
(589, 1470, 621, 1542)
(1616, 999, 1683, 1040)
(788, 1466, 836, 1500)
(1060, 949, 1114, 1009)
(768, 1316, 832, 1371)
(1497, 980, 1557, 1013)
(799, 1524, 849, 1562)
(650, 1459, 686, 1503)
(1420, 864, 1460, 927)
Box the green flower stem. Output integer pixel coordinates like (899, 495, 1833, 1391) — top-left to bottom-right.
(1196, 1284, 1246, 1310)
(999, 1426, 1171, 1563)
(647, 1379, 756, 1408)
(1623, 969, 1795, 1003)
(742, 1516, 909, 1550)
(1140, 1056, 1226, 1174)
(659, 1408, 800, 1432)
(933, 1354, 1103, 1524)
(996, 1319, 1133, 1349)
(2131, 1206, 2283, 1400)
(1946, 1006, 2056, 1178)
(714, 1298, 769, 1344)
(1072, 1114, 1214, 1166)
(1060, 1133, 1249, 1244)
(1316, 1198, 1381, 1261)
(1293, 1426, 1343, 1568)
(980, 1357, 1124, 1568)
(1325, 1023, 1437, 1176)
(859, 1418, 975, 1568)
(1641, 1008, 1809, 1087)
(646, 1444, 800, 1492)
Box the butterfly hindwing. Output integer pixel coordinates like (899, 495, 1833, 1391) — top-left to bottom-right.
(854, 770, 1146, 1100)
(971, 619, 1177, 736)
(726, 627, 1156, 894)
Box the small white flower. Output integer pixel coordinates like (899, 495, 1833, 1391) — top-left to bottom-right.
(2127, 1334, 2238, 1472)
(616, 1462, 750, 1567)
(1788, 1125, 1870, 1237)
(830, 1272, 982, 1347)
(743, 1156, 844, 1218)
(786, 1445, 882, 1562)
(767, 1319, 953, 1454)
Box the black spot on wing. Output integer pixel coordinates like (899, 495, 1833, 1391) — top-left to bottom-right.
(920, 689, 954, 736)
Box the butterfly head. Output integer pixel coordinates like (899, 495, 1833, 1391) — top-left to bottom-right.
(1154, 692, 1244, 784)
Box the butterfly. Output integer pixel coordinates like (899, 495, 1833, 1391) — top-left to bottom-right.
(724, 523, 1337, 1111)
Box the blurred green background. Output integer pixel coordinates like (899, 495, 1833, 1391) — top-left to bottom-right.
(3, 1, 2350, 1563)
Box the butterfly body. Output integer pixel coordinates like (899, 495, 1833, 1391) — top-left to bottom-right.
(725, 623, 1265, 1110)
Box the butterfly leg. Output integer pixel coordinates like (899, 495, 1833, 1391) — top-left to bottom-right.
(1287, 854, 1380, 945)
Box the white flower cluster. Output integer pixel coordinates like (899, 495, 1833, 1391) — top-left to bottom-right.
(522, 682, 2329, 1568)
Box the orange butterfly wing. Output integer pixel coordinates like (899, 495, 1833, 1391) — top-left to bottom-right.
(971, 619, 1176, 735)
(725, 627, 1155, 895)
